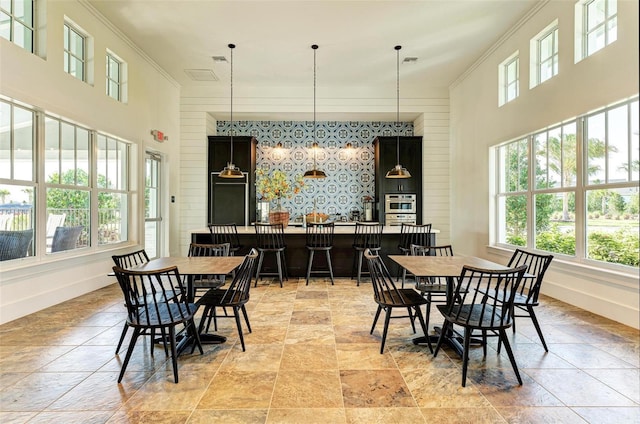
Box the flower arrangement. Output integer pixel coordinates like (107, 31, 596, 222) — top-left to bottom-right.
(255, 168, 306, 208)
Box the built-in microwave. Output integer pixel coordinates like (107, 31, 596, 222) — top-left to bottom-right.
(385, 194, 416, 214)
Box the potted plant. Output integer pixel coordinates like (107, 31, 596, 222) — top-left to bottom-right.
(255, 168, 306, 227)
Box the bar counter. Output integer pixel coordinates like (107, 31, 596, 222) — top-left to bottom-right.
(191, 223, 439, 278)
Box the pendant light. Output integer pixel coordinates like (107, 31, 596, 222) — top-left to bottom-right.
(385, 45, 411, 179)
(220, 43, 244, 178)
(304, 44, 327, 179)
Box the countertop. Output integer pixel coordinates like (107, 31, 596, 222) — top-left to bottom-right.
(193, 223, 440, 235)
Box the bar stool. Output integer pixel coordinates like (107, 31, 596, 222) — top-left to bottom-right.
(351, 222, 383, 286)
(208, 223, 243, 255)
(397, 223, 432, 287)
(254, 223, 288, 287)
(305, 222, 335, 285)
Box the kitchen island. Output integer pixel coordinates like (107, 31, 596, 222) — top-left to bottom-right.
(191, 223, 439, 278)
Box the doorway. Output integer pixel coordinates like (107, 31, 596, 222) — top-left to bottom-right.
(144, 152, 162, 258)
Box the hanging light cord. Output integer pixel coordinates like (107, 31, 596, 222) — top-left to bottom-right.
(313, 44, 318, 167)
(396, 45, 400, 166)
(229, 43, 234, 164)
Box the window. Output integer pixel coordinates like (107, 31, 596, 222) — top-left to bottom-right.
(494, 97, 639, 270)
(0, 98, 35, 261)
(106, 51, 122, 101)
(64, 21, 86, 81)
(44, 116, 90, 253)
(96, 133, 129, 245)
(498, 52, 519, 106)
(575, 0, 617, 62)
(0, 0, 34, 52)
(530, 20, 559, 88)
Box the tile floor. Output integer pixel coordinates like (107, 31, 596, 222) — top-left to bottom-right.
(0, 277, 638, 423)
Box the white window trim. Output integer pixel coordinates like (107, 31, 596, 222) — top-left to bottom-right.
(575, 0, 618, 63)
(498, 51, 519, 107)
(63, 17, 94, 85)
(529, 19, 559, 89)
(0, 0, 35, 52)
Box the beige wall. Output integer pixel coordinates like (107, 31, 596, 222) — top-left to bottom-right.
(449, 0, 639, 327)
(0, 1, 181, 323)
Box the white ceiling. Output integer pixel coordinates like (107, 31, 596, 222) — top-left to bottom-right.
(88, 0, 538, 121)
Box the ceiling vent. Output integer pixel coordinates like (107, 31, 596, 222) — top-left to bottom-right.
(211, 55, 228, 62)
(403, 57, 418, 64)
(184, 69, 219, 81)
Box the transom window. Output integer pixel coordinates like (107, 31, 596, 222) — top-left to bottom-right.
(576, 0, 617, 62)
(498, 51, 519, 106)
(63, 21, 86, 81)
(0, 0, 34, 52)
(106, 52, 122, 101)
(494, 96, 639, 270)
(530, 20, 559, 88)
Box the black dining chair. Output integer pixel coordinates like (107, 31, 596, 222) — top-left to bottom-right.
(352, 222, 383, 286)
(397, 223, 433, 286)
(410, 244, 454, 335)
(365, 249, 430, 354)
(254, 223, 287, 287)
(433, 264, 528, 387)
(305, 222, 335, 285)
(208, 223, 243, 255)
(187, 242, 230, 298)
(197, 249, 259, 351)
(112, 265, 203, 383)
(502, 249, 554, 352)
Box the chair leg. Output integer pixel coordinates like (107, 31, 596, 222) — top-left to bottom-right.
(528, 306, 548, 352)
(407, 307, 416, 333)
(461, 329, 472, 387)
(115, 322, 128, 354)
(118, 327, 141, 383)
(306, 249, 314, 285)
(326, 250, 334, 285)
(356, 250, 364, 286)
(482, 330, 487, 357)
(275, 251, 284, 287)
(254, 251, 265, 287)
(499, 329, 522, 385)
(168, 325, 179, 383)
(413, 305, 433, 353)
(241, 304, 252, 333)
(234, 307, 246, 351)
(380, 307, 393, 354)
(371, 305, 382, 334)
(433, 320, 450, 357)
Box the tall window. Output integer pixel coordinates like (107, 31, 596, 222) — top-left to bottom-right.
(44, 116, 91, 253)
(498, 52, 519, 106)
(0, 99, 35, 260)
(0, 0, 34, 52)
(63, 21, 86, 81)
(530, 20, 559, 88)
(575, 0, 617, 62)
(97, 134, 129, 245)
(106, 52, 122, 101)
(494, 97, 639, 270)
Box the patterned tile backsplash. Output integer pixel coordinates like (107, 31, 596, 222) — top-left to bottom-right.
(217, 120, 413, 219)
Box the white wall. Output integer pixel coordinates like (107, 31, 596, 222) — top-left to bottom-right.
(0, 1, 181, 324)
(449, 0, 639, 327)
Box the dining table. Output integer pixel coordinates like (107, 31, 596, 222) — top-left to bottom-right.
(125, 255, 244, 346)
(388, 254, 513, 356)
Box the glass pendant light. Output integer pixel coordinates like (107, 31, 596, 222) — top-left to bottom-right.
(386, 45, 411, 179)
(304, 44, 327, 179)
(220, 43, 244, 178)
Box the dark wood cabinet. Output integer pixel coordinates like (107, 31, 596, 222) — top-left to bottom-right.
(207, 136, 257, 225)
(374, 136, 422, 223)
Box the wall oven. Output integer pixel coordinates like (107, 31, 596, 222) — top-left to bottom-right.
(385, 194, 416, 214)
(385, 194, 417, 226)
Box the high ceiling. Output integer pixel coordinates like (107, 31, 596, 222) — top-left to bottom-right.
(88, 0, 539, 120)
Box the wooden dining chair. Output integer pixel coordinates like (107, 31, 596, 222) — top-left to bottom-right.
(397, 223, 432, 286)
(197, 249, 259, 351)
(112, 265, 203, 383)
(365, 249, 431, 354)
(187, 242, 230, 298)
(433, 264, 528, 387)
